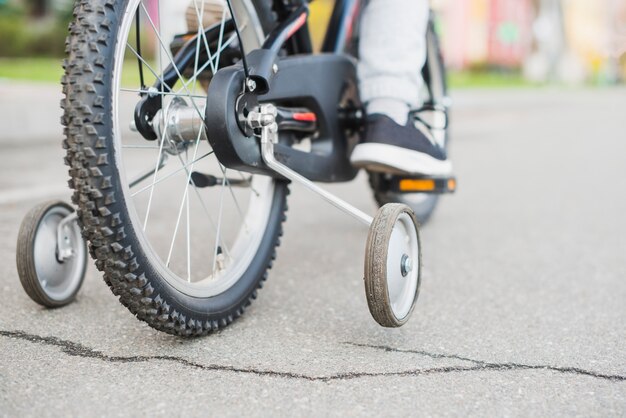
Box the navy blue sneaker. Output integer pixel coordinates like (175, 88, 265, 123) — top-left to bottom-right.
(351, 114, 452, 176)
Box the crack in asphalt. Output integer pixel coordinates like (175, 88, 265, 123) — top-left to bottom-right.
(1, 330, 624, 382)
(345, 342, 626, 382)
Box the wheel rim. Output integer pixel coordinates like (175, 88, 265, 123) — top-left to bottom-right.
(386, 212, 420, 320)
(111, 0, 275, 297)
(33, 206, 86, 301)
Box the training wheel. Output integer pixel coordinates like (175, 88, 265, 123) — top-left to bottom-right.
(16, 201, 87, 308)
(364, 203, 421, 327)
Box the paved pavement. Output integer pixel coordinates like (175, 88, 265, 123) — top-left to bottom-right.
(0, 81, 625, 416)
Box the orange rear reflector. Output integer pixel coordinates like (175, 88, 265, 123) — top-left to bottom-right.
(399, 179, 436, 192)
(447, 179, 456, 191)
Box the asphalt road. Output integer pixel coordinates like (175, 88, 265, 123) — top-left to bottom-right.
(0, 82, 625, 416)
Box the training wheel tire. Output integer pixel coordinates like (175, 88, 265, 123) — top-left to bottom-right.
(16, 201, 87, 308)
(364, 203, 422, 327)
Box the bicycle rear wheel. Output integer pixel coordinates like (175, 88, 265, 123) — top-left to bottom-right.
(62, 0, 287, 336)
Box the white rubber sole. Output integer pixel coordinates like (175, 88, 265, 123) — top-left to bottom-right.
(350, 143, 453, 176)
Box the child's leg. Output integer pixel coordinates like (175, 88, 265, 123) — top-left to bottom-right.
(358, 0, 430, 125)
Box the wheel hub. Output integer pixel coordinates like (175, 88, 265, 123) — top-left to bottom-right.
(400, 254, 412, 277)
(151, 97, 207, 155)
(386, 212, 420, 319)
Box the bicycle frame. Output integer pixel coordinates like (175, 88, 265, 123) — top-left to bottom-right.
(278, 0, 363, 55)
(321, 0, 362, 53)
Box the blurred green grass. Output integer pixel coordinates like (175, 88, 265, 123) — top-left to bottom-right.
(0, 58, 63, 82)
(448, 70, 529, 88)
(0, 57, 532, 89)
(0, 58, 147, 87)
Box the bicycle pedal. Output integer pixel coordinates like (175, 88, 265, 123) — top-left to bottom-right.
(190, 171, 251, 188)
(391, 176, 456, 194)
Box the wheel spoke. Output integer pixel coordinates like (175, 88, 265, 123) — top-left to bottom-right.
(125, 43, 173, 93)
(169, 3, 236, 96)
(142, 128, 168, 231)
(237, 171, 260, 197)
(189, 0, 206, 96)
(165, 158, 197, 267)
(129, 153, 168, 188)
(195, 0, 219, 75)
(185, 1, 205, 281)
(213, 7, 228, 70)
(140, 1, 206, 121)
(131, 151, 214, 197)
(218, 164, 248, 231)
(185, 148, 192, 282)
(212, 176, 228, 275)
(120, 88, 205, 100)
(169, 148, 232, 260)
(174, 35, 237, 96)
(165, 116, 208, 269)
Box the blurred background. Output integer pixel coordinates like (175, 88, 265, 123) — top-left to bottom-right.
(1, 3, 625, 414)
(0, 0, 625, 86)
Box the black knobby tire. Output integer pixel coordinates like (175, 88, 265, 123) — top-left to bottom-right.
(61, 0, 286, 336)
(368, 18, 449, 225)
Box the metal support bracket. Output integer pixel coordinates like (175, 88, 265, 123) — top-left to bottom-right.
(249, 104, 373, 226)
(57, 212, 78, 262)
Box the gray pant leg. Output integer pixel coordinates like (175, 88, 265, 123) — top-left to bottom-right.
(358, 0, 430, 111)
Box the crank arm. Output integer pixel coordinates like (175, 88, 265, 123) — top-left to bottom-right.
(190, 172, 252, 188)
(128, 153, 168, 189)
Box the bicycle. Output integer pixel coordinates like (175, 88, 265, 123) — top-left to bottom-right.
(16, 0, 454, 335)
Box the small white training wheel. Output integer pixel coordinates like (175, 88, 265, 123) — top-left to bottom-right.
(16, 201, 87, 308)
(364, 203, 421, 327)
